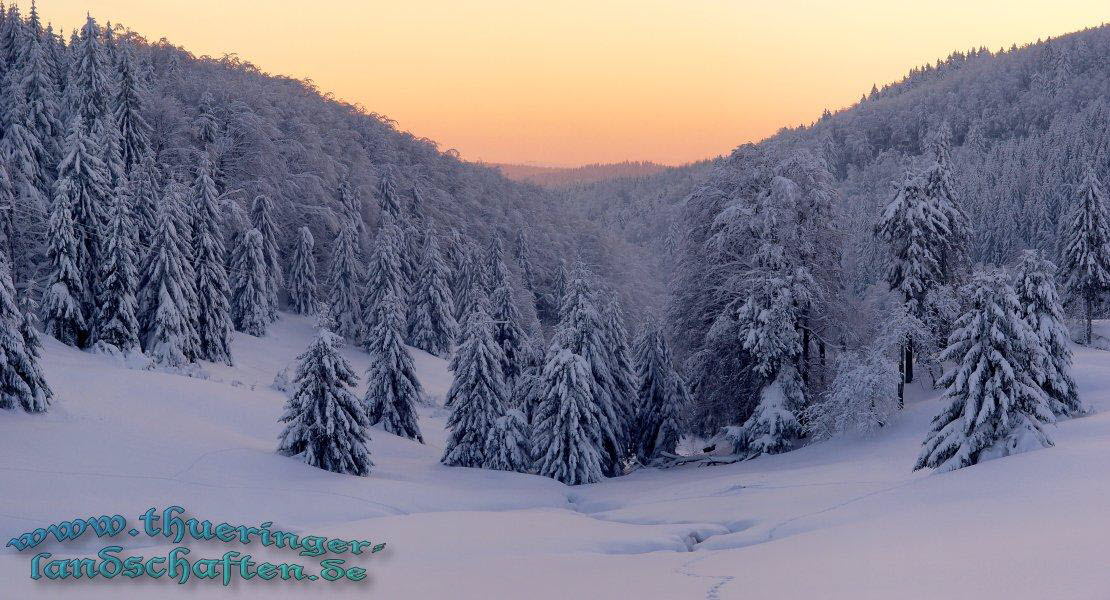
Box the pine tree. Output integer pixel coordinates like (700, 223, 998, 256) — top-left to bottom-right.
(92, 178, 140, 353)
(442, 291, 508, 468)
(451, 243, 481, 325)
(250, 194, 282, 321)
(376, 165, 402, 218)
(327, 224, 361, 340)
(514, 228, 537, 294)
(3, 73, 47, 216)
(1014, 250, 1085, 417)
(68, 15, 112, 133)
(56, 113, 110, 317)
(137, 203, 191, 367)
(163, 180, 202, 361)
(338, 172, 365, 249)
(40, 177, 86, 346)
(363, 288, 424, 442)
(407, 230, 456, 357)
(915, 270, 1055, 473)
(112, 40, 150, 171)
(482, 236, 508, 294)
(484, 407, 532, 473)
(361, 212, 407, 338)
(129, 154, 160, 249)
(16, 13, 61, 204)
(555, 267, 628, 477)
(632, 325, 686, 462)
(532, 348, 604, 485)
(191, 153, 233, 364)
(601, 298, 638, 453)
(920, 124, 972, 282)
(0, 252, 52, 413)
(288, 226, 317, 315)
(1061, 166, 1110, 345)
(230, 228, 269, 337)
(277, 327, 372, 476)
(490, 280, 526, 383)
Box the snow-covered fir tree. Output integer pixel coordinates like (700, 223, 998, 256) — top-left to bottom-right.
(191, 153, 233, 364)
(15, 9, 61, 204)
(451, 243, 481, 326)
(277, 326, 372, 476)
(0, 253, 52, 413)
(376, 164, 402, 218)
(441, 290, 508, 468)
(632, 324, 686, 462)
(164, 180, 202, 361)
(287, 226, 317, 315)
(361, 212, 407, 339)
(407, 229, 456, 357)
(482, 236, 508, 294)
(92, 178, 140, 353)
(230, 228, 269, 337)
(137, 202, 192, 367)
(484, 407, 532, 473)
(920, 124, 971, 282)
(514, 228, 537, 294)
(601, 298, 638, 453)
(112, 40, 151, 171)
(129, 155, 160, 250)
(554, 267, 628, 477)
(1014, 250, 1084, 417)
(56, 113, 110, 316)
(327, 224, 361, 340)
(532, 347, 604, 485)
(490, 279, 526, 384)
(363, 288, 424, 442)
(40, 177, 86, 346)
(914, 270, 1055, 473)
(250, 194, 282, 321)
(1061, 166, 1110, 345)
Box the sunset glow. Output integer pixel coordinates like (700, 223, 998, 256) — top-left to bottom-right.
(37, 0, 1110, 165)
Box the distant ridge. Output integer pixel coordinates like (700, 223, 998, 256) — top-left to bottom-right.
(488, 161, 671, 187)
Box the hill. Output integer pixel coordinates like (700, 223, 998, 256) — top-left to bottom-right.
(490, 161, 672, 187)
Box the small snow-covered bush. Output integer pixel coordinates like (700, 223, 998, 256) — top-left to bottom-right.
(804, 351, 900, 440)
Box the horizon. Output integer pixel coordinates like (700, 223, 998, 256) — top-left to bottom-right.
(34, 1, 1110, 167)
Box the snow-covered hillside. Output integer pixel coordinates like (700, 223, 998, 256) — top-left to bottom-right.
(2, 315, 1108, 599)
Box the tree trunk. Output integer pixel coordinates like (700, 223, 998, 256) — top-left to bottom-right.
(897, 346, 905, 409)
(1086, 295, 1093, 346)
(904, 336, 914, 384)
(801, 324, 811, 384)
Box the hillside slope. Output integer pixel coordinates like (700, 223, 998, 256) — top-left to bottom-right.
(1, 316, 1108, 598)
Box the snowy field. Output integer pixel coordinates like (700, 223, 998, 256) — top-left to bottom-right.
(2, 314, 1109, 599)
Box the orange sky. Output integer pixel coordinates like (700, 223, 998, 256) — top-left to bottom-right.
(36, 1, 1110, 166)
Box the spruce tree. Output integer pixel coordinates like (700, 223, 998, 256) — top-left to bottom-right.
(2, 74, 47, 215)
(555, 267, 627, 477)
(532, 347, 604, 485)
(376, 165, 402, 218)
(601, 298, 638, 452)
(490, 280, 526, 383)
(191, 153, 233, 364)
(250, 194, 282, 321)
(277, 326, 372, 476)
(92, 178, 140, 353)
(18, 6, 62, 189)
(483, 236, 508, 294)
(485, 408, 532, 473)
(1061, 166, 1110, 345)
(915, 270, 1055, 473)
(0, 253, 52, 413)
(363, 288, 424, 442)
(442, 291, 508, 468)
(407, 229, 456, 357)
(327, 224, 361, 340)
(288, 226, 317, 315)
(129, 154, 160, 249)
(56, 113, 110, 317)
(921, 124, 971, 282)
(1015, 250, 1085, 417)
(40, 177, 86, 346)
(164, 180, 202, 361)
(112, 40, 150, 171)
(452, 243, 481, 326)
(361, 212, 407, 338)
(514, 228, 537, 294)
(68, 15, 112, 132)
(632, 325, 686, 462)
(137, 203, 191, 367)
(230, 228, 269, 337)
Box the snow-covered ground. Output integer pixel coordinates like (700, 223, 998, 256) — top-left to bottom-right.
(2, 314, 1109, 599)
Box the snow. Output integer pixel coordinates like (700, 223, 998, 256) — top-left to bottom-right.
(3, 313, 1110, 598)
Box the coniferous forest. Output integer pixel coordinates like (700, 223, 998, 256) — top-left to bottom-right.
(2, 4, 1110, 597)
